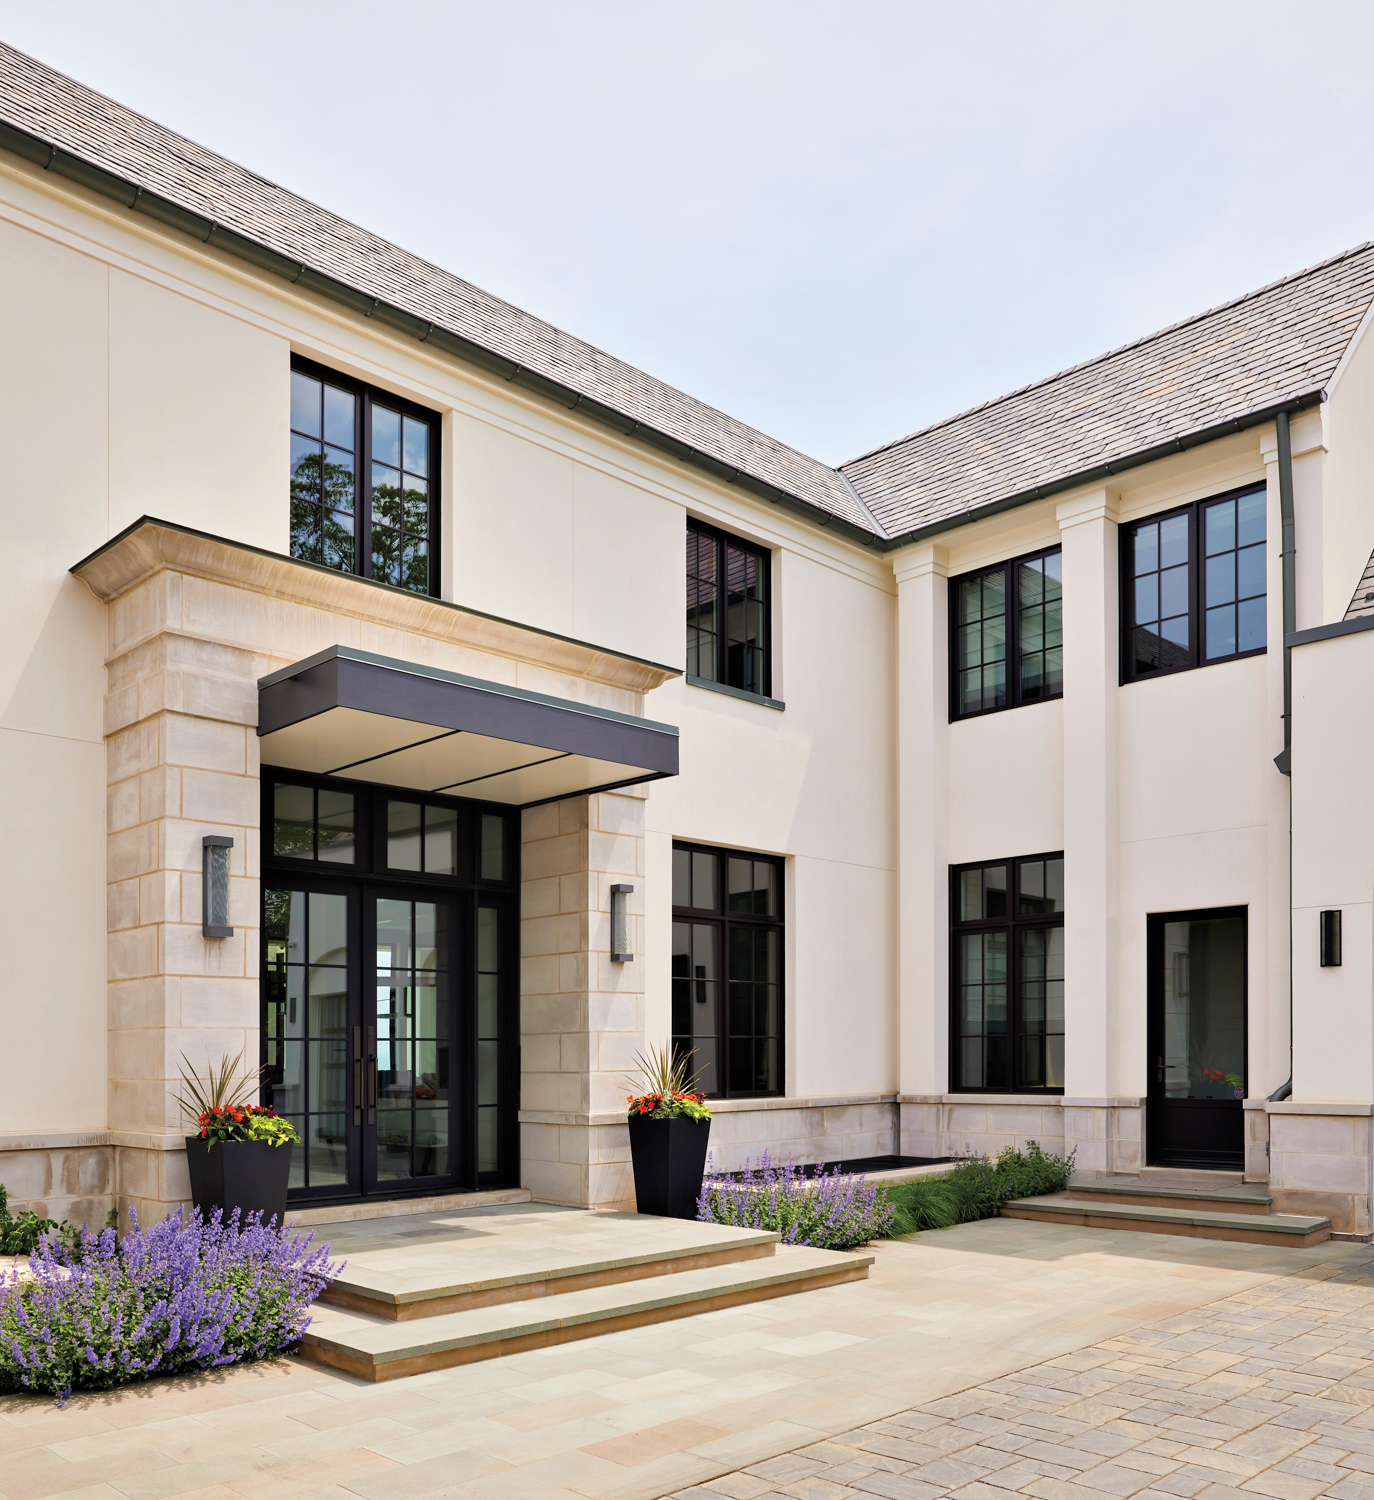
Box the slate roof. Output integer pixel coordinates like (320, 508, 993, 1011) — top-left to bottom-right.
(0, 42, 868, 533)
(3, 41, 1374, 551)
(842, 244, 1374, 539)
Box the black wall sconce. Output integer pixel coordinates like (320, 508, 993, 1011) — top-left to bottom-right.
(1320, 908, 1342, 967)
(610, 883, 634, 963)
(202, 834, 234, 938)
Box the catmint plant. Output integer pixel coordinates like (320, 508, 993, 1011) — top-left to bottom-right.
(0, 1206, 341, 1405)
(696, 1151, 894, 1249)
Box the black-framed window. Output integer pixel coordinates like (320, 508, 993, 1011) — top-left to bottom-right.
(686, 520, 771, 697)
(951, 853, 1064, 1093)
(262, 771, 518, 1201)
(672, 841, 783, 1098)
(290, 356, 441, 597)
(1121, 483, 1267, 681)
(950, 547, 1062, 720)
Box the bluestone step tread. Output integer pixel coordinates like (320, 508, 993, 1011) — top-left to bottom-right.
(302, 1244, 873, 1367)
(1066, 1172, 1272, 1207)
(1006, 1193, 1328, 1233)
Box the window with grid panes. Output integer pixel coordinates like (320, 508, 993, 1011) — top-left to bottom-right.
(950, 548, 1062, 720)
(685, 520, 770, 697)
(290, 357, 440, 596)
(951, 854, 1064, 1093)
(1122, 484, 1266, 681)
(671, 842, 783, 1097)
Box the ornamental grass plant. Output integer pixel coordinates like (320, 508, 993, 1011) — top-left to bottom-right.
(696, 1151, 895, 1249)
(624, 1042, 713, 1122)
(883, 1141, 1075, 1235)
(0, 1207, 341, 1404)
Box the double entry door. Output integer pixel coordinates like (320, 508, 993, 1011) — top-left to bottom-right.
(1146, 906, 1247, 1169)
(263, 881, 506, 1200)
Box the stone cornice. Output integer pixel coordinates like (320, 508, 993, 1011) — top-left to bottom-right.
(72, 517, 682, 695)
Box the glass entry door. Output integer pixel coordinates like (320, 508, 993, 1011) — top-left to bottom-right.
(365, 892, 456, 1192)
(1146, 907, 1247, 1169)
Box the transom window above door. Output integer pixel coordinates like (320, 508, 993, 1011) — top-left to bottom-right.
(289, 357, 440, 597)
(1121, 483, 1267, 681)
(949, 547, 1062, 721)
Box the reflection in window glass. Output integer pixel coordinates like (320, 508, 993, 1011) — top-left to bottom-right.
(370, 403, 431, 593)
(1132, 512, 1191, 675)
(290, 370, 357, 574)
(1204, 490, 1266, 661)
(957, 569, 1007, 714)
(477, 904, 501, 1173)
(317, 790, 355, 863)
(1017, 553, 1063, 700)
(388, 801, 423, 871)
(273, 784, 354, 864)
(953, 855, 1064, 1093)
(685, 521, 770, 695)
(425, 806, 457, 876)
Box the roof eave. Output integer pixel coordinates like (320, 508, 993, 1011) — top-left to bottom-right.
(0, 115, 884, 552)
(873, 391, 1326, 553)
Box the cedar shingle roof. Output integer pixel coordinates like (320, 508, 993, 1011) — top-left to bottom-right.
(841, 245, 1374, 538)
(3, 41, 1374, 550)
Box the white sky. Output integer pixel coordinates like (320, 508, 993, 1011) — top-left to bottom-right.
(4, 1, 1374, 465)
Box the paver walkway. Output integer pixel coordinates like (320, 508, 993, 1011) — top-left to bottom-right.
(2, 1218, 1372, 1500)
(665, 1241, 1374, 1500)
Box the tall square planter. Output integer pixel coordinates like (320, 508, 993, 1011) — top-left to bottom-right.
(184, 1137, 293, 1226)
(628, 1115, 711, 1219)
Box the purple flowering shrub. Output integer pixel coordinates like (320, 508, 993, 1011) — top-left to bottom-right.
(696, 1151, 895, 1248)
(0, 1207, 341, 1404)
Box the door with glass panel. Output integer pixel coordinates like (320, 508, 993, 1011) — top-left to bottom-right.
(262, 773, 517, 1202)
(1146, 907, 1246, 1169)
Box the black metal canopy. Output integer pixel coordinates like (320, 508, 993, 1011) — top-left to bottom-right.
(258, 646, 678, 806)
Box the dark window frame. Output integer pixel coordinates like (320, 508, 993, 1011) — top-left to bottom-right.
(949, 851, 1065, 1096)
(290, 354, 443, 599)
(1119, 483, 1268, 685)
(671, 839, 784, 1100)
(260, 769, 519, 1204)
(948, 545, 1063, 723)
(685, 518, 772, 700)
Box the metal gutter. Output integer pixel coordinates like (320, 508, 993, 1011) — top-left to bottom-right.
(0, 113, 1330, 562)
(870, 393, 1326, 553)
(0, 115, 882, 554)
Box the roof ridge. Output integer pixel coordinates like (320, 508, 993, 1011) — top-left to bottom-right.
(839, 239, 1374, 471)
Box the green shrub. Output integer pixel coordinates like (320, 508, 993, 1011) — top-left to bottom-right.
(0, 1184, 73, 1257)
(881, 1141, 1074, 1237)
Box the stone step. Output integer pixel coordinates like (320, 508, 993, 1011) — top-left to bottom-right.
(1065, 1172, 1273, 1216)
(289, 1186, 531, 1227)
(1002, 1193, 1329, 1246)
(299, 1243, 874, 1381)
(318, 1213, 782, 1321)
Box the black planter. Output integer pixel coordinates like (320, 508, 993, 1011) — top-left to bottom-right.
(628, 1115, 711, 1219)
(184, 1137, 293, 1227)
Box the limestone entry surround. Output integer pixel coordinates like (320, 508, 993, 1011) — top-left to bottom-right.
(62, 516, 678, 1225)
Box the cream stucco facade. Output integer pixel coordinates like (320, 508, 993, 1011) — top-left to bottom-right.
(3, 78, 1374, 1235)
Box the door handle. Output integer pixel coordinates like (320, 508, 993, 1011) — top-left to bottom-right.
(353, 1026, 363, 1126)
(1156, 1055, 1165, 1083)
(366, 1024, 378, 1124)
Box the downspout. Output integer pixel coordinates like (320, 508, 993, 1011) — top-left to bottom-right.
(1269, 409, 1296, 1103)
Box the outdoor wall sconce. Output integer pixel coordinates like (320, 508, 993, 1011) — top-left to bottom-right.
(610, 883, 634, 963)
(202, 835, 234, 938)
(1320, 909, 1342, 967)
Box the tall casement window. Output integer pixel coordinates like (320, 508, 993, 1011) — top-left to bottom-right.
(952, 854, 1064, 1093)
(289, 356, 441, 597)
(261, 773, 517, 1204)
(685, 520, 771, 698)
(1121, 484, 1266, 681)
(672, 842, 783, 1098)
(950, 547, 1062, 720)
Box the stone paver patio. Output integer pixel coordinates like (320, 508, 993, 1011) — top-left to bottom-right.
(666, 1234, 1374, 1500)
(3, 1217, 1374, 1500)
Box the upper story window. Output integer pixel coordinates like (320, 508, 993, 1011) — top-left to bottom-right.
(290, 357, 440, 597)
(1121, 483, 1266, 682)
(952, 853, 1064, 1094)
(686, 520, 771, 699)
(950, 547, 1062, 720)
